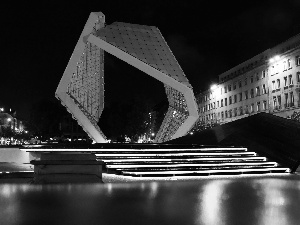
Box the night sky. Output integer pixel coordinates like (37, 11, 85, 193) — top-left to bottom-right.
(1, 0, 300, 119)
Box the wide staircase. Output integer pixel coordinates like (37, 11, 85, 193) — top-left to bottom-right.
(94, 144, 291, 177)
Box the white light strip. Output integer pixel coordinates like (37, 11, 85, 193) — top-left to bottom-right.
(20, 148, 247, 152)
(95, 152, 256, 157)
(106, 162, 276, 169)
(102, 157, 266, 163)
(122, 167, 290, 175)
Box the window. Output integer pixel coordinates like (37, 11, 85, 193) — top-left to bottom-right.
(262, 70, 266, 79)
(239, 93, 242, 101)
(283, 61, 287, 71)
(221, 111, 224, 119)
(297, 72, 300, 83)
(273, 96, 277, 108)
(285, 93, 289, 107)
(277, 79, 280, 89)
(288, 59, 292, 69)
(225, 98, 227, 106)
(224, 86, 227, 93)
(276, 63, 279, 73)
(245, 105, 249, 114)
(228, 85, 232, 92)
(272, 81, 276, 90)
(262, 84, 266, 94)
(250, 104, 254, 113)
(257, 102, 260, 112)
(250, 76, 254, 83)
(250, 89, 254, 98)
(217, 101, 219, 108)
(277, 95, 281, 108)
(290, 92, 294, 106)
(233, 82, 236, 90)
(229, 110, 232, 118)
(234, 94, 237, 103)
(245, 77, 248, 85)
(284, 76, 288, 86)
(213, 102, 216, 109)
(263, 101, 267, 110)
(225, 111, 228, 118)
(289, 75, 294, 85)
(239, 106, 243, 115)
(239, 80, 242, 88)
(245, 90, 248, 100)
(229, 96, 232, 105)
(256, 86, 260, 96)
(256, 73, 259, 81)
(296, 55, 300, 66)
(221, 99, 224, 107)
(221, 88, 223, 95)
(204, 95, 207, 101)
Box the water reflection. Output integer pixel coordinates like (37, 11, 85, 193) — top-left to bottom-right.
(0, 178, 300, 225)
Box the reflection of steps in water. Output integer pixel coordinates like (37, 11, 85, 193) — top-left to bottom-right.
(96, 147, 290, 177)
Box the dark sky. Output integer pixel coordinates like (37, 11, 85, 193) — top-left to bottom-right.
(1, 0, 300, 119)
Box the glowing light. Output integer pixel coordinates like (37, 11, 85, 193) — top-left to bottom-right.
(269, 55, 280, 63)
(210, 84, 217, 91)
(7, 118, 11, 122)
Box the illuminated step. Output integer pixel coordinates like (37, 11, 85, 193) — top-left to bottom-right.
(95, 152, 257, 157)
(20, 147, 247, 152)
(122, 167, 291, 177)
(106, 162, 276, 169)
(102, 157, 266, 163)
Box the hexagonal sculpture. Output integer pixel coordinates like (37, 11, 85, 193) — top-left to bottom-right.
(56, 12, 199, 143)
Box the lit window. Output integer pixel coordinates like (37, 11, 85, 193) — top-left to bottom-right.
(244, 90, 248, 100)
(263, 101, 267, 110)
(288, 59, 292, 69)
(296, 55, 300, 66)
(283, 61, 287, 71)
(262, 84, 266, 94)
(250, 104, 254, 113)
(250, 89, 254, 98)
(256, 86, 260, 96)
(289, 75, 293, 85)
(284, 76, 288, 86)
(273, 96, 277, 108)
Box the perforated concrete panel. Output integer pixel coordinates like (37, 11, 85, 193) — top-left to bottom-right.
(56, 12, 199, 143)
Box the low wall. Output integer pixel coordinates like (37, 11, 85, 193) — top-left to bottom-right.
(0, 147, 38, 164)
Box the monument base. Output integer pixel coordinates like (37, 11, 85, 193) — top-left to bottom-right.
(30, 153, 103, 184)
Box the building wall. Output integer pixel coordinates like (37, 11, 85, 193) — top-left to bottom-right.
(197, 34, 300, 125)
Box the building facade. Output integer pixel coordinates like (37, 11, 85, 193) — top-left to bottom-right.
(197, 33, 300, 125)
